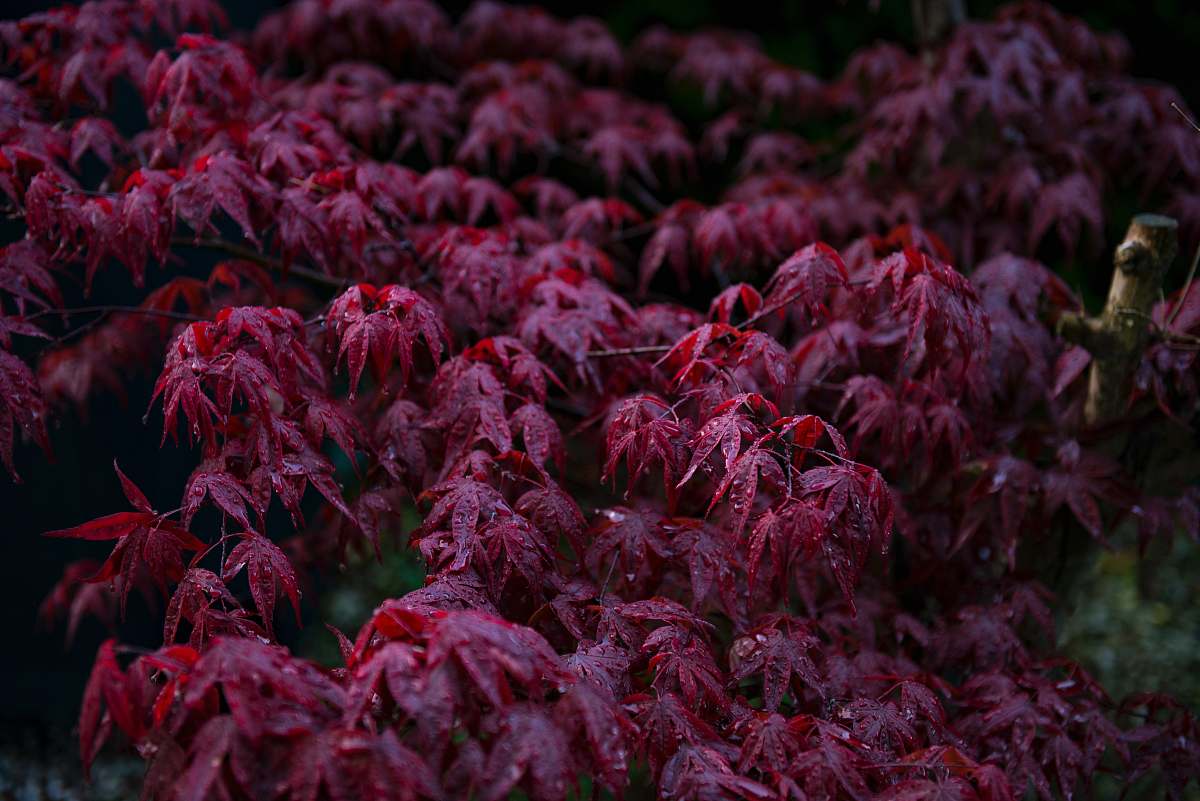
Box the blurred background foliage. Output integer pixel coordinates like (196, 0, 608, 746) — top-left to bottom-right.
(1060, 541, 1200, 709)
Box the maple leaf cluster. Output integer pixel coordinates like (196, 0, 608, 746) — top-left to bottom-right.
(3, 1, 1199, 799)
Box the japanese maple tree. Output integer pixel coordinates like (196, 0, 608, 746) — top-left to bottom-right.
(5, 1, 1200, 799)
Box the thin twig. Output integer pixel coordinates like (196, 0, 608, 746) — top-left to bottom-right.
(28, 305, 206, 323)
(1171, 101, 1200, 134)
(171, 237, 349, 290)
(586, 344, 672, 358)
(585, 283, 837, 359)
(31, 305, 207, 346)
(624, 177, 667, 215)
(1165, 241, 1200, 329)
(598, 551, 620, 599)
(555, 144, 667, 215)
(610, 219, 661, 242)
(737, 291, 801, 330)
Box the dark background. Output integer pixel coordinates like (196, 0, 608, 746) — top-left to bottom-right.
(1, 0, 1197, 731)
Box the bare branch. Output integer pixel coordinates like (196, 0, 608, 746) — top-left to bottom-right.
(1171, 101, 1200, 134)
(171, 237, 349, 290)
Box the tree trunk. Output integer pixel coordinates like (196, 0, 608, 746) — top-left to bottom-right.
(1081, 214, 1178, 426)
(1057, 214, 1178, 426)
(912, 0, 965, 49)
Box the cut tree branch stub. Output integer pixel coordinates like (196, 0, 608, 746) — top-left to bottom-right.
(1060, 213, 1178, 426)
